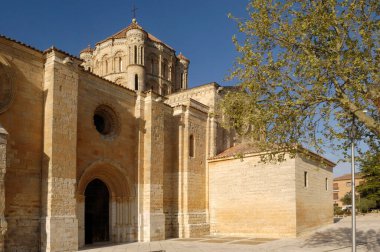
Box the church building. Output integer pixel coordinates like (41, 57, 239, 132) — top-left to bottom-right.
(0, 19, 334, 251)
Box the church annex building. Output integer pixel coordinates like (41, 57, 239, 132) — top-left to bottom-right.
(0, 19, 335, 251)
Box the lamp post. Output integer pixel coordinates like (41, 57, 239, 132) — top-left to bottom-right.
(350, 124, 356, 252)
(350, 109, 367, 252)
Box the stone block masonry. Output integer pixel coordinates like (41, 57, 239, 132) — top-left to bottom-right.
(0, 126, 8, 252)
(0, 25, 335, 251)
(41, 50, 79, 251)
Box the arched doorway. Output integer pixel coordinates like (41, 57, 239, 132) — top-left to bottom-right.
(85, 179, 110, 244)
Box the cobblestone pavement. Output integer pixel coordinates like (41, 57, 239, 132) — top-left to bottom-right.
(80, 213, 380, 252)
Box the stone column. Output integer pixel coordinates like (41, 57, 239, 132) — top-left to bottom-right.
(172, 105, 186, 237)
(139, 92, 165, 241)
(0, 125, 8, 252)
(158, 54, 162, 94)
(209, 116, 217, 157)
(41, 51, 79, 251)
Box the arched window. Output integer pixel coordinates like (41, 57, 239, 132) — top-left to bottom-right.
(119, 57, 123, 72)
(163, 59, 168, 79)
(151, 58, 154, 74)
(140, 47, 143, 64)
(134, 74, 138, 90)
(304, 171, 308, 188)
(151, 81, 159, 93)
(189, 134, 195, 158)
(162, 84, 167, 96)
(105, 60, 108, 74)
(325, 178, 328, 191)
(135, 46, 138, 64)
(180, 72, 184, 89)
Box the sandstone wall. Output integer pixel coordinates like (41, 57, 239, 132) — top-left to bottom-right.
(0, 38, 45, 251)
(138, 92, 170, 241)
(76, 71, 138, 246)
(41, 50, 80, 251)
(208, 155, 297, 238)
(295, 155, 333, 234)
(162, 107, 178, 239)
(179, 103, 209, 237)
(166, 83, 234, 157)
(333, 177, 363, 207)
(166, 83, 218, 111)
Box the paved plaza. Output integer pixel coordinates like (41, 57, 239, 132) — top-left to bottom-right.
(80, 213, 380, 252)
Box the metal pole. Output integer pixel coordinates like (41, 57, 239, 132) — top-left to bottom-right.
(351, 139, 356, 252)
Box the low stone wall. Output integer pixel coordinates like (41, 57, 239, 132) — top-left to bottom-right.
(208, 154, 297, 238)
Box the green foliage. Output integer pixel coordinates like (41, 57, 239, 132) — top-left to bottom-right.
(341, 191, 377, 212)
(358, 198, 377, 213)
(341, 191, 353, 205)
(358, 151, 380, 208)
(222, 0, 380, 155)
(334, 205, 344, 215)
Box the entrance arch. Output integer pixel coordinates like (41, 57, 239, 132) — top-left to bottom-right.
(85, 179, 109, 244)
(77, 160, 136, 248)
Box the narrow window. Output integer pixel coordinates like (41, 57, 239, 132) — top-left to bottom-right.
(180, 72, 184, 89)
(163, 63, 167, 79)
(134, 74, 138, 90)
(325, 178, 328, 191)
(105, 60, 108, 74)
(304, 171, 308, 188)
(189, 134, 195, 157)
(119, 57, 123, 72)
(151, 58, 154, 74)
(134, 46, 137, 64)
(140, 47, 143, 64)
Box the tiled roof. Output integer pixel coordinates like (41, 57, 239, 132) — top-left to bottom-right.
(0, 34, 137, 95)
(95, 21, 174, 50)
(43, 46, 82, 62)
(0, 34, 43, 54)
(210, 142, 262, 160)
(80, 45, 93, 54)
(210, 142, 336, 167)
(177, 52, 189, 62)
(334, 173, 363, 181)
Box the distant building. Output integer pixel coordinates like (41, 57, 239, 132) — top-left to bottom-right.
(333, 173, 364, 207)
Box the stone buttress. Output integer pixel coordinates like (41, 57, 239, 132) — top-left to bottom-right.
(41, 50, 79, 251)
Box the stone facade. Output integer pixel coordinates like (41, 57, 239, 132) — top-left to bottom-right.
(208, 149, 334, 238)
(0, 20, 334, 252)
(80, 19, 189, 94)
(333, 173, 363, 207)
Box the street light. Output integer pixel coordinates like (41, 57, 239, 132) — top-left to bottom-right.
(350, 109, 367, 252)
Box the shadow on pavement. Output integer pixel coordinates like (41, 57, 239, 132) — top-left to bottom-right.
(303, 227, 380, 251)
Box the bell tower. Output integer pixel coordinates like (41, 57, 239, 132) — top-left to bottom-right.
(126, 19, 146, 91)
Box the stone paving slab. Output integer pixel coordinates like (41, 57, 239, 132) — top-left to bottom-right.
(80, 213, 380, 252)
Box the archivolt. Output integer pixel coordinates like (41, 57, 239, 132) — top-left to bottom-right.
(77, 159, 135, 198)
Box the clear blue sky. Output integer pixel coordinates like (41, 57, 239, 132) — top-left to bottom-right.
(0, 0, 355, 177)
(0, 0, 248, 87)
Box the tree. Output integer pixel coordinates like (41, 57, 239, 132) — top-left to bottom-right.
(358, 150, 380, 208)
(341, 191, 353, 206)
(341, 192, 376, 212)
(222, 0, 380, 154)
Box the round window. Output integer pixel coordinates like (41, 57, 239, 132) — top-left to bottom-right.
(93, 105, 119, 137)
